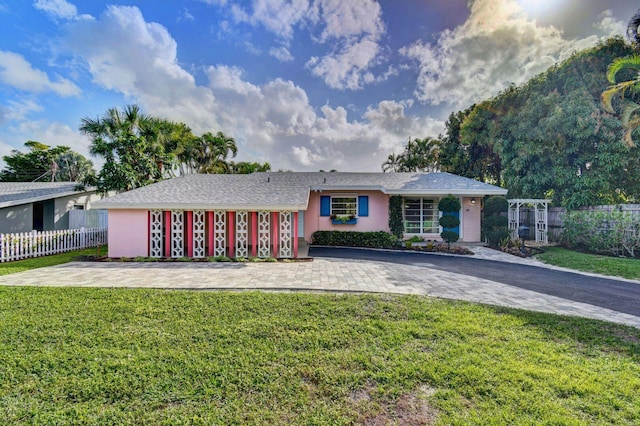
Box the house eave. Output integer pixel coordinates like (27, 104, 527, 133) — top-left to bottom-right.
(0, 188, 97, 209)
(96, 202, 309, 211)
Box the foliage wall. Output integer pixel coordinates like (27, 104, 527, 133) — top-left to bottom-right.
(440, 38, 640, 208)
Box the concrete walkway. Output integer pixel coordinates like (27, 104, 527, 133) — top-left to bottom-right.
(1, 251, 640, 329)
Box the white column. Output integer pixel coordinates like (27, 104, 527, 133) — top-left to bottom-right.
(235, 210, 249, 257)
(171, 210, 184, 258)
(214, 210, 226, 257)
(258, 211, 270, 258)
(193, 210, 206, 258)
(279, 211, 292, 258)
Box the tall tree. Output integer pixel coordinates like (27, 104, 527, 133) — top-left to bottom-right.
(0, 141, 93, 182)
(228, 161, 271, 174)
(381, 137, 440, 172)
(80, 105, 194, 192)
(180, 131, 238, 174)
(601, 10, 640, 147)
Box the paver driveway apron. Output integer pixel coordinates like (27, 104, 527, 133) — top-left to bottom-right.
(2, 258, 640, 329)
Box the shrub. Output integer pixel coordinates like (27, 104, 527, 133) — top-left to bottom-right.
(561, 211, 640, 257)
(438, 194, 461, 249)
(388, 195, 404, 239)
(311, 231, 396, 248)
(483, 195, 509, 247)
(484, 195, 508, 217)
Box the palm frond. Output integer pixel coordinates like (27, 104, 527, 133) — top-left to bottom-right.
(606, 56, 640, 84)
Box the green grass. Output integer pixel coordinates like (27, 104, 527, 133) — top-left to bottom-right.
(0, 246, 106, 276)
(536, 246, 640, 280)
(1, 289, 639, 425)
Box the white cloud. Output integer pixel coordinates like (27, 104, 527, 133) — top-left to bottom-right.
(269, 46, 294, 62)
(231, 0, 310, 40)
(0, 50, 81, 96)
(54, 4, 441, 171)
(225, 0, 386, 90)
(595, 10, 626, 37)
(400, 0, 602, 108)
(33, 0, 77, 20)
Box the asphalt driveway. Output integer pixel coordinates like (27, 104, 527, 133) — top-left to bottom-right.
(310, 246, 640, 318)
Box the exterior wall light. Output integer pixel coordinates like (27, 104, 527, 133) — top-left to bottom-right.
(470, 198, 476, 205)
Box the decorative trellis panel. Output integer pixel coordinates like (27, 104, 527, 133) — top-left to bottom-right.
(149, 210, 163, 257)
(235, 211, 248, 258)
(279, 212, 292, 258)
(193, 210, 206, 258)
(214, 211, 226, 257)
(258, 211, 271, 258)
(171, 211, 184, 258)
(535, 205, 548, 244)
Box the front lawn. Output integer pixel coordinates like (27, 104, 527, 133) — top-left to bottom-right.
(1, 289, 638, 424)
(0, 246, 106, 276)
(536, 246, 640, 280)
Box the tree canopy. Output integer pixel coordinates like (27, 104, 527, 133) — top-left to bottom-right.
(384, 37, 640, 208)
(0, 141, 95, 183)
(80, 105, 244, 193)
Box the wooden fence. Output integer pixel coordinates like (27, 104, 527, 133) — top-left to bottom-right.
(0, 228, 107, 263)
(547, 205, 640, 241)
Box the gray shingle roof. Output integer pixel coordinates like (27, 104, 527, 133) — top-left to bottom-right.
(94, 172, 507, 210)
(0, 182, 89, 209)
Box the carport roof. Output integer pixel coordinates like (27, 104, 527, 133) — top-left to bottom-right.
(0, 182, 92, 209)
(94, 172, 507, 211)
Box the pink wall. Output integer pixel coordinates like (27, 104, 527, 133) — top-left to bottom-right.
(304, 191, 390, 241)
(461, 197, 482, 242)
(108, 210, 149, 257)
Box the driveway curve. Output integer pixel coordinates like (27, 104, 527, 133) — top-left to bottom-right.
(310, 246, 640, 318)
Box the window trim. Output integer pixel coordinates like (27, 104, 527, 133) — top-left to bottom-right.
(403, 196, 440, 235)
(330, 194, 358, 217)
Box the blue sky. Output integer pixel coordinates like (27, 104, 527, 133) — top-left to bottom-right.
(0, 0, 637, 172)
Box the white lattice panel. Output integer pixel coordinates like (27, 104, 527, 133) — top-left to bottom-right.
(171, 211, 184, 258)
(235, 211, 248, 258)
(149, 210, 163, 257)
(193, 210, 205, 258)
(279, 212, 292, 258)
(214, 211, 226, 257)
(258, 211, 270, 258)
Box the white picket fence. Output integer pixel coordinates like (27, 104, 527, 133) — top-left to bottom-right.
(0, 228, 107, 263)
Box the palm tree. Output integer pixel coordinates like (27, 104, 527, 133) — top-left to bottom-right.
(80, 104, 180, 191)
(180, 131, 238, 174)
(601, 9, 640, 148)
(382, 153, 404, 172)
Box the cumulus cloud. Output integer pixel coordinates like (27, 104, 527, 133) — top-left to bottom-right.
(0, 50, 81, 96)
(53, 4, 441, 171)
(269, 46, 294, 62)
(595, 10, 626, 37)
(227, 0, 386, 90)
(400, 0, 602, 108)
(33, 0, 78, 20)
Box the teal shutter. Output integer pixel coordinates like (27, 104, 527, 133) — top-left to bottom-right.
(358, 196, 369, 217)
(320, 196, 331, 216)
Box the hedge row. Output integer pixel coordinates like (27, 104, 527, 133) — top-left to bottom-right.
(311, 231, 396, 248)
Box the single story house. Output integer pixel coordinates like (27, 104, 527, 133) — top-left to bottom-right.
(0, 182, 104, 233)
(95, 172, 507, 259)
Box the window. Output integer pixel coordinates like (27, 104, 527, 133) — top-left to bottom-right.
(403, 197, 439, 234)
(73, 204, 85, 210)
(331, 196, 357, 216)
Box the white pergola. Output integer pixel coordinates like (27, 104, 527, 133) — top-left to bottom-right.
(508, 199, 551, 244)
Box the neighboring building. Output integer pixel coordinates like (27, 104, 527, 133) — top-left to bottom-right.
(95, 172, 507, 259)
(0, 182, 104, 233)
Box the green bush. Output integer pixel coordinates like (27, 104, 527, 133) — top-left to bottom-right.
(440, 231, 460, 245)
(438, 195, 461, 213)
(438, 195, 461, 248)
(388, 195, 404, 239)
(561, 211, 640, 257)
(483, 195, 509, 247)
(311, 231, 396, 248)
(484, 195, 508, 217)
(439, 215, 460, 229)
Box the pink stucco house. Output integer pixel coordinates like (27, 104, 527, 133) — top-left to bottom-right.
(94, 172, 507, 258)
